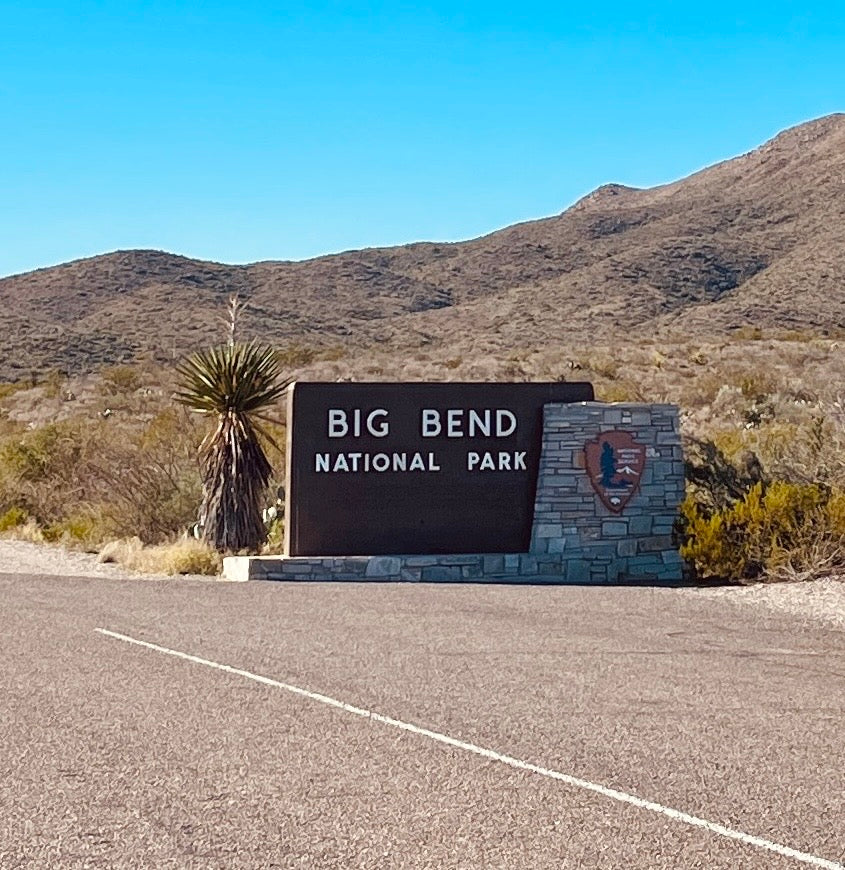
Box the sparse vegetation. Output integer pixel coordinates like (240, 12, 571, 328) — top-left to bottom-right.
(100, 364, 142, 394)
(98, 536, 221, 575)
(680, 482, 845, 583)
(1, 324, 844, 583)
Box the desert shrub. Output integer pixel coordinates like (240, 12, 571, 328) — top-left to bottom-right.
(276, 344, 317, 368)
(708, 429, 747, 459)
(93, 408, 203, 542)
(0, 506, 27, 532)
(680, 482, 845, 582)
(584, 353, 619, 380)
(318, 345, 348, 362)
(596, 381, 647, 403)
(43, 511, 108, 552)
(40, 370, 67, 399)
(0, 421, 85, 485)
(0, 421, 95, 523)
(0, 409, 203, 546)
(732, 325, 763, 340)
(101, 365, 141, 394)
(683, 437, 766, 513)
(675, 371, 726, 409)
(0, 382, 28, 401)
(760, 413, 845, 488)
(738, 372, 777, 402)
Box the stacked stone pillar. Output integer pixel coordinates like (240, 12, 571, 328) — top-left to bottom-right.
(530, 402, 684, 582)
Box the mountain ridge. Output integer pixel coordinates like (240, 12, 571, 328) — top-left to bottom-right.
(2, 113, 844, 380)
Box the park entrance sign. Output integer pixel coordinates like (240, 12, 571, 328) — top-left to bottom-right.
(226, 396, 685, 583)
(284, 381, 594, 556)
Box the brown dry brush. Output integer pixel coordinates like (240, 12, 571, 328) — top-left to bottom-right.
(95, 423, 202, 541)
(0, 410, 203, 545)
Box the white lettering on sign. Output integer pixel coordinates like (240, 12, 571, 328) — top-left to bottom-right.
(496, 410, 517, 437)
(420, 409, 517, 437)
(467, 451, 527, 471)
(327, 409, 389, 438)
(314, 452, 441, 472)
(469, 409, 491, 436)
(421, 409, 441, 437)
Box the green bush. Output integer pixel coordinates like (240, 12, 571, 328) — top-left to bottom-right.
(680, 481, 845, 582)
(42, 511, 108, 551)
(0, 422, 85, 484)
(0, 422, 94, 524)
(0, 506, 27, 532)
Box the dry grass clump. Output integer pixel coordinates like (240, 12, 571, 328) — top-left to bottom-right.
(0, 516, 45, 543)
(98, 537, 221, 576)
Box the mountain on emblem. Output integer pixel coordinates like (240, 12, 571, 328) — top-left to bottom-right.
(584, 431, 646, 513)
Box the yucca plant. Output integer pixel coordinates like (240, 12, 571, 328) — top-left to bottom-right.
(175, 337, 288, 553)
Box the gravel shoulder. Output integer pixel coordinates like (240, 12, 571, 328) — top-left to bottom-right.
(0, 539, 210, 582)
(694, 574, 845, 630)
(1, 538, 844, 630)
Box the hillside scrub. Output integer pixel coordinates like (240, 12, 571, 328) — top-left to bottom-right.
(0, 405, 205, 550)
(4, 116, 845, 382)
(1, 335, 844, 581)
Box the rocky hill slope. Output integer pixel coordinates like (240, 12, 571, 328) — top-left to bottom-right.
(2, 114, 844, 380)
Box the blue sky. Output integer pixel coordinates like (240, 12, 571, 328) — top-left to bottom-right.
(1, 1, 843, 277)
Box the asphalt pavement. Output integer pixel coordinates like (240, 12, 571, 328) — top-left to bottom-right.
(1, 572, 843, 868)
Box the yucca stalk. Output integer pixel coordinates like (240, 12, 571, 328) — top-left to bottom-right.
(175, 340, 288, 553)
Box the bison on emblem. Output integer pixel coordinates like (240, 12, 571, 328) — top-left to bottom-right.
(584, 431, 646, 513)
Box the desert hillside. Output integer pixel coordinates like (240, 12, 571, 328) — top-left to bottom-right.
(2, 113, 844, 380)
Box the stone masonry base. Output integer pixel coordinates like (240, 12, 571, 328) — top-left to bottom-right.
(222, 550, 683, 583)
(222, 401, 685, 585)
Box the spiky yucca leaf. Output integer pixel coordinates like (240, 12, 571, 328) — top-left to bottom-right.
(175, 341, 288, 553)
(175, 341, 288, 416)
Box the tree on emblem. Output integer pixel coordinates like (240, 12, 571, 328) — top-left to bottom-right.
(600, 441, 629, 488)
(586, 431, 646, 513)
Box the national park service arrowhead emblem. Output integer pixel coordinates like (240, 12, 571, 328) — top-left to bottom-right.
(584, 431, 646, 513)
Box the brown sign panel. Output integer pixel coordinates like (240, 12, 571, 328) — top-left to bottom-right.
(285, 381, 594, 556)
(584, 431, 646, 513)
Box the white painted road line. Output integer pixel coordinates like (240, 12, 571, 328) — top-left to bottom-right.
(95, 627, 844, 870)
